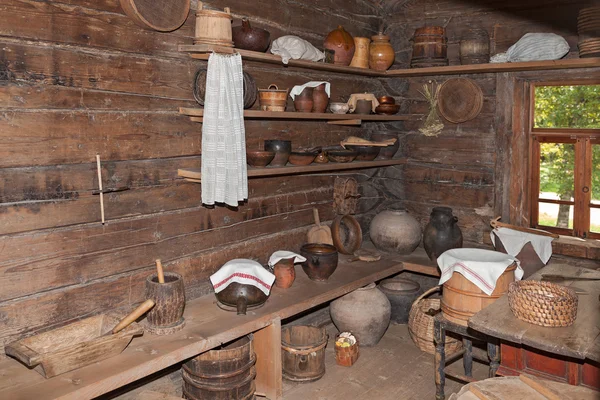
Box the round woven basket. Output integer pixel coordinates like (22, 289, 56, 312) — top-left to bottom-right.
(408, 286, 462, 355)
(508, 281, 578, 327)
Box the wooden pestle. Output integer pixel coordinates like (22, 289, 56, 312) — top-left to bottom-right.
(111, 299, 155, 334)
(155, 259, 165, 284)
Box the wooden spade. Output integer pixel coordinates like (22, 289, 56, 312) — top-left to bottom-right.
(307, 208, 333, 245)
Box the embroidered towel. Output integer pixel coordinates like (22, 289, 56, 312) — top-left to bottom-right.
(268, 251, 307, 267)
(438, 248, 523, 296)
(490, 227, 554, 264)
(210, 259, 275, 296)
(201, 52, 248, 207)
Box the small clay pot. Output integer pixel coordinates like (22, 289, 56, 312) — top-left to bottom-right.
(312, 83, 329, 113)
(288, 151, 318, 166)
(294, 87, 314, 112)
(274, 258, 296, 289)
(300, 243, 339, 282)
(377, 95, 395, 105)
(354, 99, 372, 115)
(247, 150, 275, 167)
(369, 32, 395, 71)
(264, 140, 292, 166)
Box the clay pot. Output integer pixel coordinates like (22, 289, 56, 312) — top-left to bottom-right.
(349, 37, 370, 68)
(274, 258, 296, 289)
(312, 83, 329, 113)
(354, 99, 372, 115)
(370, 209, 421, 255)
(324, 25, 355, 66)
(378, 278, 423, 324)
(423, 206, 463, 262)
(371, 132, 399, 160)
(330, 283, 391, 346)
(294, 87, 314, 113)
(232, 18, 271, 52)
(300, 243, 338, 281)
(215, 282, 268, 315)
(264, 140, 292, 167)
(369, 32, 395, 71)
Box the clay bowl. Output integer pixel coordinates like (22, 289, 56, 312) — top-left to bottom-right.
(343, 145, 380, 161)
(215, 282, 268, 315)
(327, 150, 357, 163)
(288, 150, 318, 166)
(300, 243, 339, 282)
(378, 95, 396, 105)
(247, 150, 275, 167)
(331, 215, 363, 255)
(329, 102, 350, 114)
(375, 104, 400, 115)
(264, 140, 292, 167)
(371, 132, 399, 160)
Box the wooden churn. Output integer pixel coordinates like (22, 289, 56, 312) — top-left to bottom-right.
(194, 2, 233, 47)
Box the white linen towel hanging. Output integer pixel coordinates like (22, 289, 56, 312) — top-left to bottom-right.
(202, 52, 248, 207)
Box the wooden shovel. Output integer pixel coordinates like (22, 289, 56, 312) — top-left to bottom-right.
(307, 208, 333, 245)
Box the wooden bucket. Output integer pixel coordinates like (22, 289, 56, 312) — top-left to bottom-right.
(258, 84, 289, 112)
(460, 30, 490, 65)
(182, 335, 256, 400)
(441, 262, 517, 326)
(194, 2, 233, 47)
(281, 325, 327, 382)
(410, 26, 448, 68)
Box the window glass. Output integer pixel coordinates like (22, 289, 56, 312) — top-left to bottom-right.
(591, 144, 600, 234)
(538, 142, 575, 229)
(534, 85, 600, 129)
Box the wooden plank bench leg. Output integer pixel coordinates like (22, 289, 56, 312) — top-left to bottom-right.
(254, 318, 282, 400)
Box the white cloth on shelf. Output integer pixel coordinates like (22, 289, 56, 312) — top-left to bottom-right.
(271, 35, 325, 64)
(437, 248, 523, 296)
(268, 251, 307, 267)
(201, 52, 248, 207)
(210, 259, 275, 296)
(490, 227, 554, 264)
(289, 81, 331, 100)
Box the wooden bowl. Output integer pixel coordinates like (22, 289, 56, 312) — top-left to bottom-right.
(343, 145, 380, 161)
(288, 151, 318, 166)
(375, 104, 400, 115)
(377, 95, 395, 105)
(327, 150, 357, 163)
(247, 150, 275, 167)
(331, 215, 363, 255)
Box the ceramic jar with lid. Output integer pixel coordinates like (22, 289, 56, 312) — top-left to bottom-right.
(369, 32, 395, 71)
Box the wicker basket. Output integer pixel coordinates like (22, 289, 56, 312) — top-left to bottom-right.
(408, 286, 462, 355)
(508, 281, 578, 327)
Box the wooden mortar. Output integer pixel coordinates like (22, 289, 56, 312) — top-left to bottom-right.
(145, 271, 186, 335)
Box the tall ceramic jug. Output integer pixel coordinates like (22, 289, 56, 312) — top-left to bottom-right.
(423, 206, 463, 261)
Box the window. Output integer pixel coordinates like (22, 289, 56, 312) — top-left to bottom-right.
(530, 83, 600, 239)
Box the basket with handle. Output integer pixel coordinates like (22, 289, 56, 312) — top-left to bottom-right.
(408, 286, 462, 355)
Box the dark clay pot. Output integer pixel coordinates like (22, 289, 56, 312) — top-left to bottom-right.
(354, 99, 372, 115)
(378, 278, 423, 324)
(264, 140, 292, 167)
(371, 132, 400, 160)
(312, 83, 329, 113)
(215, 282, 269, 315)
(300, 243, 338, 282)
(423, 206, 463, 262)
(294, 87, 314, 112)
(232, 18, 271, 52)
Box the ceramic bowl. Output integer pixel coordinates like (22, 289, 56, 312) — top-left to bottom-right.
(343, 145, 380, 161)
(288, 151, 318, 166)
(246, 150, 275, 167)
(377, 95, 396, 105)
(329, 102, 350, 114)
(264, 140, 292, 166)
(327, 150, 357, 163)
(375, 104, 400, 115)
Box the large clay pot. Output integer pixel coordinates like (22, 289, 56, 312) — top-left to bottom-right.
(324, 25, 355, 66)
(311, 83, 329, 113)
(232, 18, 271, 52)
(294, 87, 314, 112)
(369, 210, 421, 254)
(423, 206, 463, 262)
(300, 243, 338, 281)
(349, 37, 370, 68)
(378, 278, 423, 324)
(369, 32, 395, 71)
(330, 283, 391, 346)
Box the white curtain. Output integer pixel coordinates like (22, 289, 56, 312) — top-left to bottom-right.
(201, 53, 248, 207)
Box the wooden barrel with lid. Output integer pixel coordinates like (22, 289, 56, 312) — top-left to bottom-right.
(194, 2, 233, 47)
(410, 26, 448, 68)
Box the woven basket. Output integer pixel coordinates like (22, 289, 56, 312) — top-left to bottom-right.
(408, 286, 462, 355)
(508, 281, 578, 327)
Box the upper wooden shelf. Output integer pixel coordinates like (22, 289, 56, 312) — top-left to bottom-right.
(179, 45, 600, 77)
(178, 159, 407, 182)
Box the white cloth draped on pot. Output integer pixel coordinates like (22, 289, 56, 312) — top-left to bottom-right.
(201, 52, 248, 207)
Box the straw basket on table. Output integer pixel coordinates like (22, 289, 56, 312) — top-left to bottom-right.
(508, 281, 578, 327)
(408, 286, 462, 355)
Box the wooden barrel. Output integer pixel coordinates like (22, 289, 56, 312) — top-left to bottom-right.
(460, 29, 490, 65)
(410, 26, 448, 68)
(441, 262, 517, 326)
(281, 325, 327, 382)
(145, 272, 185, 335)
(182, 335, 256, 400)
(194, 2, 233, 47)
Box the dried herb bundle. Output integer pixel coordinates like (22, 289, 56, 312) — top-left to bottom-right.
(418, 82, 444, 137)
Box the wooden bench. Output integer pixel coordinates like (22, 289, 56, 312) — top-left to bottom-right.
(0, 248, 438, 400)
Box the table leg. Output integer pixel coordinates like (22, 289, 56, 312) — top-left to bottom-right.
(487, 340, 500, 378)
(254, 318, 282, 400)
(463, 338, 473, 377)
(434, 318, 446, 400)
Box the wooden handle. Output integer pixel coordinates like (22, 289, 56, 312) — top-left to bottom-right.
(112, 299, 155, 334)
(155, 259, 165, 284)
(313, 208, 321, 226)
(224, 6, 230, 14)
(519, 374, 565, 400)
(490, 217, 559, 239)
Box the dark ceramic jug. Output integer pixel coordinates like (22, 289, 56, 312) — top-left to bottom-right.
(423, 206, 463, 261)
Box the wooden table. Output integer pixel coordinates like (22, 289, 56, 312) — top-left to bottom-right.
(468, 263, 600, 390)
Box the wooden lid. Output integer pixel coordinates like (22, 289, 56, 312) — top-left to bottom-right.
(120, 0, 191, 32)
(437, 78, 483, 124)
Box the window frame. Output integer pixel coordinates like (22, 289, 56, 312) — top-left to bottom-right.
(528, 81, 600, 239)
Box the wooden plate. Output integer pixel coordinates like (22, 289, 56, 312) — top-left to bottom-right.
(437, 78, 483, 124)
(120, 0, 190, 32)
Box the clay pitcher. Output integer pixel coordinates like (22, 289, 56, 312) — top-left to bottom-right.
(274, 258, 296, 289)
(349, 37, 370, 68)
(324, 25, 355, 66)
(294, 87, 314, 112)
(423, 206, 463, 261)
(232, 18, 271, 52)
(312, 83, 329, 113)
(369, 32, 395, 71)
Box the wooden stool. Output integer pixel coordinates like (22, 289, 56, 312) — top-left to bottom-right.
(434, 314, 500, 400)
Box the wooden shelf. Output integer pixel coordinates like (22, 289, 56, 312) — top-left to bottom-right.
(178, 159, 407, 182)
(0, 250, 406, 400)
(179, 45, 600, 77)
(179, 107, 414, 125)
